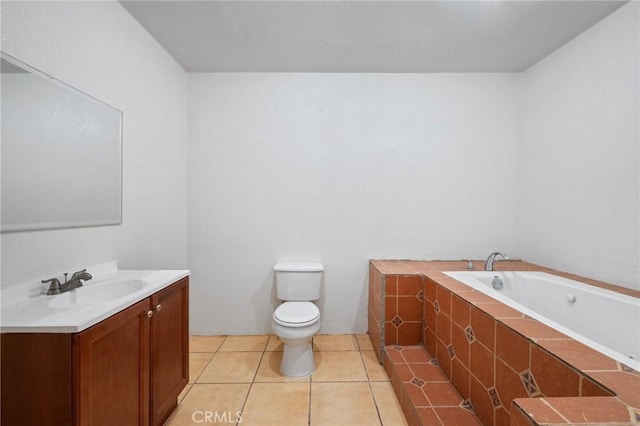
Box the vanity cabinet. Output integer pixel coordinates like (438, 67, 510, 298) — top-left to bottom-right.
(1, 277, 189, 426)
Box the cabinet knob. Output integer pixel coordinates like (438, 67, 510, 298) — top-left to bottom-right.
(146, 310, 153, 318)
(154, 304, 162, 312)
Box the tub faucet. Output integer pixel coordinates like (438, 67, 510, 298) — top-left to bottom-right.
(42, 268, 92, 295)
(484, 252, 508, 271)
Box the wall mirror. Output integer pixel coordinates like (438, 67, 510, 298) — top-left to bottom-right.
(1, 52, 122, 232)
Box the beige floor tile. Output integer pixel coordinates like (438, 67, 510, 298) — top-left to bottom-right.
(197, 352, 262, 383)
(190, 335, 226, 353)
(218, 335, 269, 352)
(312, 351, 368, 382)
(310, 382, 381, 426)
(177, 384, 192, 404)
(313, 334, 358, 351)
(240, 382, 310, 425)
(361, 351, 390, 382)
(370, 382, 408, 426)
(189, 353, 214, 383)
(166, 383, 249, 426)
(356, 334, 375, 351)
(265, 335, 284, 351)
(254, 351, 310, 383)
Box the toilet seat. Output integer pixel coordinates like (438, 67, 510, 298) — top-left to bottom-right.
(273, 302, 320, 328)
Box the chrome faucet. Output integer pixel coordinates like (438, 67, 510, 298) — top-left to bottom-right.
(42, 269, 92, 295)
(484, 252, 508, 271)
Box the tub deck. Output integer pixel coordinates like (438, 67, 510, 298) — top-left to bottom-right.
(369, 259, 640, 425)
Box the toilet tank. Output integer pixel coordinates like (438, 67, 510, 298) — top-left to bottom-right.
(274, 262, 324, 301)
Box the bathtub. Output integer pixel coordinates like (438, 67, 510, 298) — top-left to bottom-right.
(444, 271, 640, 371)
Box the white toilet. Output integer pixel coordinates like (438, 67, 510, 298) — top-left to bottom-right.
(272, 261, 323, 377)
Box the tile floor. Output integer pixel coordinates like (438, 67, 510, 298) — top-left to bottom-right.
(166, 334, 408, 426)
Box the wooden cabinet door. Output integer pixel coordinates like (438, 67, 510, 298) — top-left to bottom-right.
(74, 298, 151, 426)
(150, 277, 189, 426)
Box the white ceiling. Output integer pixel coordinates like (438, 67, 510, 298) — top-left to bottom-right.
(120, 0, 628, 73)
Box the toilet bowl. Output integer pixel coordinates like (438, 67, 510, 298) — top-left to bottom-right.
(272, 301, 321, 377)
(271, 261, 324, 378)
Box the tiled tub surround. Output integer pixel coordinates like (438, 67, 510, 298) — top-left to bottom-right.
(368, 260, 640, 426)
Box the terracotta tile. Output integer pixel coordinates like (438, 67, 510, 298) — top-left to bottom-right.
(509, 405, 535, 426)
(502, 318, 568, 339)
(462, 291, 497, 304)
(433, 407, 482, 425)
(415, 407, 442, 426)
(436, 286, 452, 316)
(197, 352, 262, 383)
(405, 382, 431, 407)
(402, 347, 432, 363)
(470, 306, 495, 351)
(436, 340, 451, 379)
(580, 376, 613, 397)
(545, 396, 630, 423)
(313, 334, 358, 351)
(409, 362, 448, 382)
(356, 333, 375, 351)
(398, 322, 423, 346)
(436, 313, 451, 346)
(384, 354, 394, 379)
(217, 335, 268, 352)
(398, 297, 423, 323)
(495, 358, 529, 408)
(451, 324, 470, 367)
(422, 382, 463, 406)
(474, 303, 522, 319)
(470, 340, 494, 388)
(310, 382, 380, 426)
(512, 398, 567, 423)
(451, 295, 470, 328)
(424, 278, 438, 303)
(385, 346, 406, 363)
(470, 375, 494, 426)
(494, 406, 511, 426)
(495, 322, 530, 373)
(398, 276, 423, 296)
(386, 276, 398, 296)
(254, 351, 310, 382)
(424, 300, 437, 331)
(530, 345, 580, 397)
(190, 335, 226, 352)
(167, 383, 249, 426)
(370, 382, 408, 426)
(189, 352, 214, 383)
(313, 351, 368, 382)
(386, 321, 398, 345)
(265, 335, 284, 352)
(535, 338, 618, 371)
(424, 328, 437, 360)
(241, 382, 310, 425)
(589, 371, 640, 407)
(400, 385, 418, 425)
(362, 350, 390, 381)
(396, 362, 417, 382)
(451, 358, 470, 400)
(386, 296, 399, 321)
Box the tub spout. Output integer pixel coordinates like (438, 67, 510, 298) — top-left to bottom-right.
(484, 252, 508, 271)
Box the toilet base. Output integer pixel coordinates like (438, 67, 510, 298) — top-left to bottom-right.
(280, 339, 315, 378)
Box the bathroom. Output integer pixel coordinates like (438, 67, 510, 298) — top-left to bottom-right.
(1, 0, 638, 425)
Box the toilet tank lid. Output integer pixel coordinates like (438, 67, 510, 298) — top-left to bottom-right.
(274, 262, 324, 272)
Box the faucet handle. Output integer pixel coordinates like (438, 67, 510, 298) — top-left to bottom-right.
(465, 260, 474, 270)
(42, 277, 61, 294)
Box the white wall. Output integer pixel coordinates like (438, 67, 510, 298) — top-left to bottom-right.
(520, 2, 639, 289)
(1, 1, 188, 288)
(188, 73, 520, 334)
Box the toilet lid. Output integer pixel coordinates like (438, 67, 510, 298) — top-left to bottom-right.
(273, 302, 319, 325)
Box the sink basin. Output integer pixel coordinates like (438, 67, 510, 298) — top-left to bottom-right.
(47, 278, 147, 310)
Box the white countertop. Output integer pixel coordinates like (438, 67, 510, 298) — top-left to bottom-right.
(0, 261, 189, 333)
